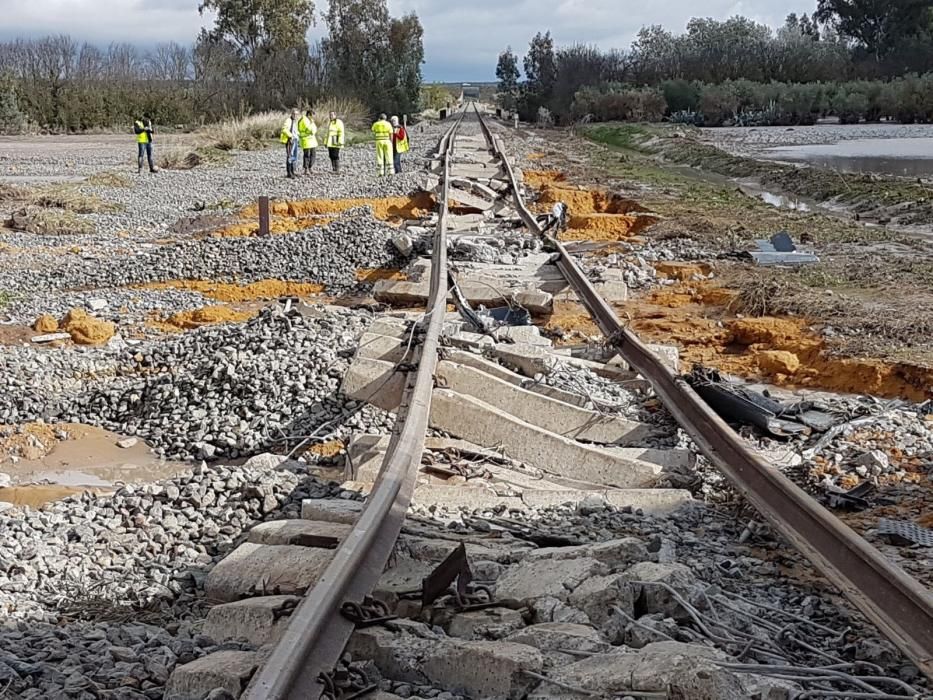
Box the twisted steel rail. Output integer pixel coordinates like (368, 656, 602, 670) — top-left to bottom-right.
(243, 107, 469, 700)
(474, 104, 933, 681)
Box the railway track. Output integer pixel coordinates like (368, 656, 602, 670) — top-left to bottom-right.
(168, 105, 932, 699)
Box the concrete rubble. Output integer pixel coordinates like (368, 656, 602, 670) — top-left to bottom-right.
(0, 114, 927, 700)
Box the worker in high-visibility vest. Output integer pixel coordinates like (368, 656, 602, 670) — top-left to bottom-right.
(371, 113, 393, 177)
(325, 111, 345, 174)
(298, 109, 318, 176)
(134, 114, 156, 174)
(280, 109, 300, 179)
(390, 116, 409, 174)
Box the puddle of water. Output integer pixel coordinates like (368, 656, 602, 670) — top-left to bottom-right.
(0, 423, 189, 506)
(0, 485, 109, 508)
(758, 191, 811, 212)
(766, 137, 933, 177)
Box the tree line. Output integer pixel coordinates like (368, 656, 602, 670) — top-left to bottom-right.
(496, 1, 933, 125)
(0, 0, 424, 132)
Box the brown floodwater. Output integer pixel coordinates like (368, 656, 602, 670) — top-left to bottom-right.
(0, 424, 188, 508)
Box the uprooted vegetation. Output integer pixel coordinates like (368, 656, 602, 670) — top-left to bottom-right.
(731, 263, 933, 366)
(2, 183, 120, 235)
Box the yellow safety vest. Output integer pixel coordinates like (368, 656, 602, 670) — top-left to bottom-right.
(372, 119, 393, 142)
(135, 120, 150, 144)
(298, 116, 318, 150)
(395, 127, 410, 153)
(280, 118, 297, 144)
(327, 119, 345, 148)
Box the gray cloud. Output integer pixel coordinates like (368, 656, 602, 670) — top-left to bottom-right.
(0, 0, 808, 80)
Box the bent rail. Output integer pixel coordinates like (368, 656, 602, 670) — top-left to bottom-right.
(244, 109, 468, 700)
(477, 105, 933, 681)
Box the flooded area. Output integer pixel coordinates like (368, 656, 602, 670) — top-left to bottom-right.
(0, 423, 189, 507)
(704, 123, 933, 177)
(765, 137, 933, 177)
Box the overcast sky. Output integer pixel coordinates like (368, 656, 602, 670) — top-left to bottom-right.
(0, 0, 811, 81)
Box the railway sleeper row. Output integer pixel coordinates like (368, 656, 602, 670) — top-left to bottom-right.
(164, 113, 930, 700)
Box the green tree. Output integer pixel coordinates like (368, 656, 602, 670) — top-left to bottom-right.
(385, 12, 424, 116)
(495, 47, 520, 110)
(521, 32, 557, 120)
(323, 0, 423, 114)
(523, 32, 557, 98)
(198, 0, 314, 97)
(816, 0, 932, 59)
(0, 72, 27, 134)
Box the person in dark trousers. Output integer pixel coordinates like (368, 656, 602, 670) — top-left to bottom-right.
(297, 109, 318, 176)
(325, 111, 345, 174)
(134, 114, 156, 174)
(279, 109, 300, 179)
(390, 116, 409, 174)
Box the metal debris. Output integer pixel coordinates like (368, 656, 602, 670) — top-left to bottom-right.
(750, 231, 820, 266)
(878, 519, 933, 548)
(686, 366, 837, 438)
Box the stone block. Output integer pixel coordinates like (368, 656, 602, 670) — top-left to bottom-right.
(490, 343, 557, 378)
(512, 289, 554, 315)
(357, 332, 411, 363)
(422, 640, 543, 700)
(247, 520, 352, 548)
(349, 628, 544, 700)
(341, 356, 406, 412)
(495, 557, 604, 607)
(622, 561, 698, 621)
(435, 361, 651, 446)
(520, 488, 692, 515)
(523, 537, 648, 571)
(647, 343, 681, 373)
(204, 543, 333, 603)
(301, 498, 364, 524)
(603, 488, 693, 514)
(568, 574, 636, 643)
(447, 607, 525, 640)
(530, 642, 747, 699)
(430, 390, 663, 488)
(492, 325, 552, 347)
(165, 651, 258, 700)
(202, 595, 299, 646)
(505, 623, 608, 666)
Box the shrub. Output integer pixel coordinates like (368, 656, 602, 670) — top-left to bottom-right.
(572, 86, 667, 122)
(661, 80, 700, 113)
(0, 73, 28, 135)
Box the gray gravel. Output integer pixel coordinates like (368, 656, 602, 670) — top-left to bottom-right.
(2, 288, 209, 326)
(0, 305, 393, 461)
(0, 209, 406, 297)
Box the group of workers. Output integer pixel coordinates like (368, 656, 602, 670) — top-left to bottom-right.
(279, 109, 409, 179)
(133, 109, 410, 179)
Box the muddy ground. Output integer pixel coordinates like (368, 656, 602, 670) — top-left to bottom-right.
(521, 123, 933, 396)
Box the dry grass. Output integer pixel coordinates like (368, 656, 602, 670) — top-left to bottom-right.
(31, 187, 119, 214)
(84, 171, 132, 187)
(209, 111, 283, 152)
(8, 206, 95, 235)
(0, 183, 32, 203)
(308, 96, 368, 127)
(157, 99, 368, 170)
(732, 271, 933, 364)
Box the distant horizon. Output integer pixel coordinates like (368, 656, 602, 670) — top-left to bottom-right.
(0, 0, 812, 82)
